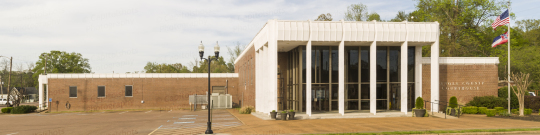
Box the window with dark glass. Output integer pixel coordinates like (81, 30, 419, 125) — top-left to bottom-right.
(69, 86, 77, 98)
(321, 47, 330, 83)
(346, 47, 359, 82)
(361, 47, 370, 82)
(97, 86, 105, 97)
(331, 47, 339, 83)
(125, 86, 133, 97)
(389, 46, 400, 82)
(408, 47, 415, 82)
(376, 46, 387, 82)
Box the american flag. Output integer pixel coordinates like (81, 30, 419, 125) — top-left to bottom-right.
(492, 32, 508, 47)
(491, 9, 510, 30)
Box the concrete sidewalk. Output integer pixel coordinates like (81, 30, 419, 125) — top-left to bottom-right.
(216, 109, 540, 135)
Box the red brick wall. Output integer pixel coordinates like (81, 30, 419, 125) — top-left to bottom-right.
(423, 64, 499, 111)
(47, 77, 238, 112)
(234, 45, 256, 108)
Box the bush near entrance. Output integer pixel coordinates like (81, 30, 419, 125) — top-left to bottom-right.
(525, 109, 532, 115)
(463, 106, 478, 114)
(478, 107, 488, 114)
(1, 107, 13, 113)
(239, 106, 254, 114)
(449, 96, 458, 108)
(416, 97, 424, 109)
(466, 96, 507, 109)
(11, 105, 37, 114)
(486, 109, 496, 117)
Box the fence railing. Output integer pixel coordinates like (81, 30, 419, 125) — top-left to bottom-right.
(423, 100, 464, 119)
(189, 94, 232, 109)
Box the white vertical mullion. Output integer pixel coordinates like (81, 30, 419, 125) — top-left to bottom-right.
(370, 21, 378, 115)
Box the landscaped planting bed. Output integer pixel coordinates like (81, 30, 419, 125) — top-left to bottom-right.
(493, 114, 540, 122)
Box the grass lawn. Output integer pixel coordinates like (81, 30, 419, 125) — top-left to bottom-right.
(317, 128, 540, 135)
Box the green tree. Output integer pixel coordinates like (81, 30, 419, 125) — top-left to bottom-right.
(390, 11, 410, 22)
(413, 0, 505, 57)
(344, 3, 368, 21)
(315, 13, 333, 21)
(367, 12, 381, 21)
(226, 42, 245, 73)
(143, 62, 191, 73)
(193, 56, 229, 73)
(32, 51, 91, 86)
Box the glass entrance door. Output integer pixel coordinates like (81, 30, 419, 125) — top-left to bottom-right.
(312, 86, 329, 112)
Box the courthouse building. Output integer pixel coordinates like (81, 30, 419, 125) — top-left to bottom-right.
(38, 20, 499, 116)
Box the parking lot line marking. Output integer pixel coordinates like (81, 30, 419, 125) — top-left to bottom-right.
(183, 115, 197, 116)
(174, 121, 195, 124)
(145, 110, 152, 113)
(179, 118, 196, 120)
(119, 111, 127, 114)
(167, 120, 169, 122)
(148, 125, 162, 135)
(6, 132, 18, 135)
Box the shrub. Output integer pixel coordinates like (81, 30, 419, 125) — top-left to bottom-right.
(494, 107, 505, 115)
(499, 86, 519, 109)
(463, 106, 478, 114)
(525, 96, 540, 111)
(238, 106, 254, 114)
(478, 107, 488, 114)
(281, 111, 287, 114)
(289, 109, 294, 112)
(499, 111, 511, 117)
(271, 110, 276, 112)
(525, 109, 532, 115)
(1, 107, 13, 113)
(415, 97, 424, 109)
(486, 109, 496, 117)
(466, 96, 507, 109)
(512, 109, 518, 114)
(449, 96, 458, 108)
(10, 105, 38, 114)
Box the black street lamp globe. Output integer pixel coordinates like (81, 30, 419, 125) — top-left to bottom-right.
(200, 41, 219, 134)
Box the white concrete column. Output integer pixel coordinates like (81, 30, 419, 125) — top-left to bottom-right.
(415, 46, 422, 99)
(255, 49, 260, 112)
(338, 20, 345, 115)
(400, 41, 408, 114)
(38, 75, 44, 110)
(306, 20, 313, 116)
(430, 32, 440, 113)
(338, 40, 345, 115)
(370, 21, 378, 114)
(270, 19, 279, 113)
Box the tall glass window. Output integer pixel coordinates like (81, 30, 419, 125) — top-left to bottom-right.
(294, 45, 416, 112)
(376, 47, 387, 82)
(346, 47, 359, 82)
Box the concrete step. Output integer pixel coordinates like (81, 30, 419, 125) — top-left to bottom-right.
(252, 111, 411, 120)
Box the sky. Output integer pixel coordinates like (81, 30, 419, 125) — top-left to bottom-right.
(1, 0, 538, 73)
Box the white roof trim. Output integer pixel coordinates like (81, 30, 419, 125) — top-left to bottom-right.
(423, 57, 499, 64)
(43, 73, 239, 79)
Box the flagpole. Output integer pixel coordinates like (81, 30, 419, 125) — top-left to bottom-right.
(507, 1, 511, 114)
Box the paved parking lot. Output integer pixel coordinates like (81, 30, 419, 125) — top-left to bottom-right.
(0, 109, 240, 135)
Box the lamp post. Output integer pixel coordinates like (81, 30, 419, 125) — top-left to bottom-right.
(41, 54, 48, 75)
(199, 41, 220, 134)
